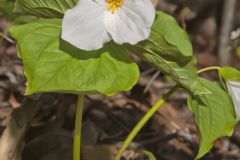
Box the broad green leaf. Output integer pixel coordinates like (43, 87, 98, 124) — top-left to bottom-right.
(150, 11, 193, 57)
(188, 78, 237, 159)
(220, 66, 240, 80)
(126, 11, 204, 94)
(10, 19, 139, 96)
(14, 0, 78, 18)
(130, 11, 193, 58)
(0, 0, 14, 20)
(0, 0, 37, 24)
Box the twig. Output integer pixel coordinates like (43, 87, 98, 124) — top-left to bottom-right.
(0, 94, 49, 160)
(0, 32, 15, 44)
(144, 71, 160, 94)
(218, 0, 237, 66)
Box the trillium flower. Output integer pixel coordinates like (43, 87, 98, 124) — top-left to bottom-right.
(226, 80, 240, 120)
(62, 0, 155, 51)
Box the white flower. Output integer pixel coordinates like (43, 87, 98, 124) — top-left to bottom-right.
(231, 28, 240, 40)
(61, 0, 155, 51)
(227, 80, 240, 120)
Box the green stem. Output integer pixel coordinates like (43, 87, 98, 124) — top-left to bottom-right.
(114, 65, 221, 160)
(74, 94, 84, 160)
(197, 66, 225, 89)
(197, 66, 226, 90)
(114, 85, 179, 160)
(197, 66, 221, 74)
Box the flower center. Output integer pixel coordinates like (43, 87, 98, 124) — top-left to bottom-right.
(106, 0, 123, 13)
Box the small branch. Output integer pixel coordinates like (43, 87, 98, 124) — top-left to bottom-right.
(144, 71, 160, 94)
(218, 0, 237, 66)
(0, 32, 15, 44)
(0, 94, 49, 160)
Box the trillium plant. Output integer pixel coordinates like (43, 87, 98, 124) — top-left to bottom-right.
(6, 0, 240, 159)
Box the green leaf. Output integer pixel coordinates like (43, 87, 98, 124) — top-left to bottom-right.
(0, 0, 38, 24)
(14, 0, 78, 18)
(126, 11, 203, 94)
(10, 19, 139, 96)
(150, 11, 193, 58)
(188, 78, 237, 159)
(0, 0, 14, 20)
(220, 66, 240, 80)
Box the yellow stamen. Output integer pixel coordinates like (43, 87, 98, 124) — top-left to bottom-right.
(106, 0, 123, 14)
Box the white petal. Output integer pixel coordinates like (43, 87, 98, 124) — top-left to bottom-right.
(104, 0, 155, 45)
(227, 80, 240, 120)
(62, 0, 111, 51)
(93, 0, 106, 5)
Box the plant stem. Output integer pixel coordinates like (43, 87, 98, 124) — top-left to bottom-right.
(114, 65, 221, 160)
(114, 85, 179, 160)
(197, 66, 221, 74)
(74, 94, 84, 160)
